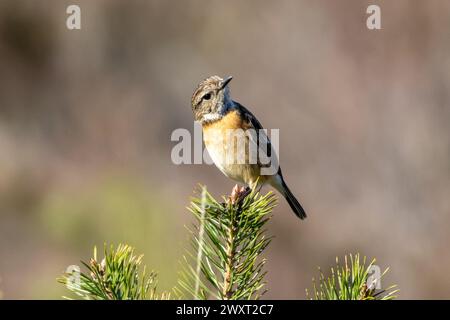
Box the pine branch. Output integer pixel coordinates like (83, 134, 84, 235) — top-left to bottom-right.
(306, 253, 399, 300)
(58, 244, 170, 300)
(177, 185, 276, 300)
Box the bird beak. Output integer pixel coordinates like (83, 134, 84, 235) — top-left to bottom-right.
(220, 76, 233, 90)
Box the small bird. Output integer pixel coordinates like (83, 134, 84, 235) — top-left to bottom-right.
(191, 75, 306, 219)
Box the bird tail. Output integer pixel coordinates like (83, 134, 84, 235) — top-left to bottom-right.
(283, 182, 307, 219)
(271, 176, 307, 220)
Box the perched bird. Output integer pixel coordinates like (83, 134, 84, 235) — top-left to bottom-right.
(191, 75, 306, 219)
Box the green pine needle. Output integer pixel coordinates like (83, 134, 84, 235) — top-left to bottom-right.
(306, 253, 399, 300)
(58, 244, 170, 300)
(177, 186, 276, 300)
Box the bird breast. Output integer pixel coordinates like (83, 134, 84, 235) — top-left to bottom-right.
(202, 110, 262, 184)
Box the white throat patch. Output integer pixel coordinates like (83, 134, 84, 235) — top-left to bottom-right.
(202, 113, 222, 123)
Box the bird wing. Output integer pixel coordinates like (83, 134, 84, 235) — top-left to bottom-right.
(235, 102, 280, 173)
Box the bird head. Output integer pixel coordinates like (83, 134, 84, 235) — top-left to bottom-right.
(191, 75, 233, 124)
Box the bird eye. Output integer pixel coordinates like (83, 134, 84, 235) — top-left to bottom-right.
(203, 93, 212, 101)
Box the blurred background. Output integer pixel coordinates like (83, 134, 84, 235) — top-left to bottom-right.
(0, 0, 449, 299)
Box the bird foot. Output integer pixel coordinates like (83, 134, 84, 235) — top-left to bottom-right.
(228, 184, 251, 205)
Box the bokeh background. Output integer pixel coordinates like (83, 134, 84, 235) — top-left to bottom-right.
(0, 0, 449, 299)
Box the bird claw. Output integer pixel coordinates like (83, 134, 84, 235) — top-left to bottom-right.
(228, 184, 251, 205)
